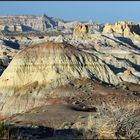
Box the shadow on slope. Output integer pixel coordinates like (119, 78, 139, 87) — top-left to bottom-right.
(3, 40, 20, 50)
(116, 36, 140, 51)
(116, 57, 140, 72)
(107, 64, 126, 74)
(1, 123, 78, 139)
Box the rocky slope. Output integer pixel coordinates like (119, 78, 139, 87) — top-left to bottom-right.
(70, 22, 140, 84)
(1, 21, 140, 85)
(0, 39, 18, 75)
(0, 42, 121, 116)
(4, 78, 140, 139)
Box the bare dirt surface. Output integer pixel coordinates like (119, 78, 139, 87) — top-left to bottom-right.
(7, 104, 93, 128)
(6, 78, 140, 128)
(0, 78, 137, 139)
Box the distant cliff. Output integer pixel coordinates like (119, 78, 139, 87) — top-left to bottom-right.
(0, 14, 64, 32)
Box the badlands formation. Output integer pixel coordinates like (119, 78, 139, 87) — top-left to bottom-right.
(0, 42, 121, 115)
(0, 15, 139, 139)
(0, 15, 62, 32)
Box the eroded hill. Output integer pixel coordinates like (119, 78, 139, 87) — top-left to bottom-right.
(0, 17, 140, 139)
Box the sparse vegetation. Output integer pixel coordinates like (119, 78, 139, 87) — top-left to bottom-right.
(0, 122, 15, 139)
(59, 104, 140, 139)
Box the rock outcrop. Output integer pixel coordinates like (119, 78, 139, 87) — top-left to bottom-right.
(0, 39, 18, 75)
(103, 21, 140, 39)
(73, 24, 91, 39)
(0, 15, 63, 32)
(0, 42, 120, 116)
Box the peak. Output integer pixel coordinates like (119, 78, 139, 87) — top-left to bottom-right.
(29, 42, 67, 49)
(43, 14, 48, 17)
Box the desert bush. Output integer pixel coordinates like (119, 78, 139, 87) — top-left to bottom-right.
(116, 112, 140, 139)
(0, 121, 10, 139)
(0, 122, 16, 139)
(72, 102, 140, 139)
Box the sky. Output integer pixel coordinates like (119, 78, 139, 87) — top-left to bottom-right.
(0, 1, 140, 23)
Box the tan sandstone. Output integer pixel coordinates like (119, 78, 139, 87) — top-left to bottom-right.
(73, 24, 91, 39)
(103, 21, 140, 39)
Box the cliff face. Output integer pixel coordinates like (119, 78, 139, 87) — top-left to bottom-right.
(0, 15, 62, 32)
(0, 42, 120, 116)
(73, 24, 92, 39)
(103, 21, 140, 39)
